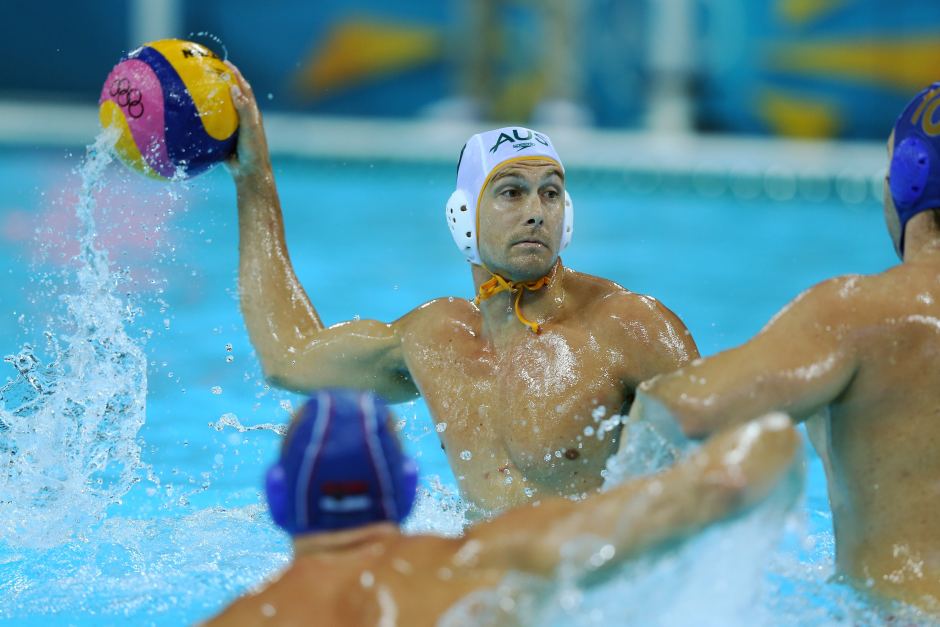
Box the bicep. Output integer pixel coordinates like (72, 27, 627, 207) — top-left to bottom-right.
(266, 318, 418, 402)
(645, 282, 858, 436)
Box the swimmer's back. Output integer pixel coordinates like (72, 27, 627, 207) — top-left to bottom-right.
(203, 534, 505, 627)
(815, 262, 940, 604)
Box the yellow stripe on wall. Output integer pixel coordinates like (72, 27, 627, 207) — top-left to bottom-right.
(293, 20, 442, 97)
(758, 88, 842, 138)
(769, 37, 940, 92)
(775, 0, 850, 26)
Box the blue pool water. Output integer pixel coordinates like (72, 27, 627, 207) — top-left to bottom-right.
(0, 140, 916, 625)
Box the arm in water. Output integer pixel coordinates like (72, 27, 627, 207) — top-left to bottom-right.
(461, 413, 800, 579)
(628, 277, 860, 441)
(225, 63, 419, 402)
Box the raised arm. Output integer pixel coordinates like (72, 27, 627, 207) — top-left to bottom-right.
(635, 277, 861, 438)
(225, 63, 418, 402)
(463, 413, 800, 579)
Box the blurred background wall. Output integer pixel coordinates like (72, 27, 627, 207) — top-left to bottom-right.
(2, 0, 939, 139)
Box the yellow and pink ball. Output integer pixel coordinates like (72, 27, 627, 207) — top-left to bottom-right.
(99, 39, 239, 180)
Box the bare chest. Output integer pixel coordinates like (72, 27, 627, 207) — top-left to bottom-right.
(403, 329, 630, 503)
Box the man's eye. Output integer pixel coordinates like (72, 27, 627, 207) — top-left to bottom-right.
(545, 189, 559, 199)
(501, 188, 521, 198)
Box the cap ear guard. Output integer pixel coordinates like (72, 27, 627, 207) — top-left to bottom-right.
(446, 189, 479, 264)
(890, 136, 931, 210)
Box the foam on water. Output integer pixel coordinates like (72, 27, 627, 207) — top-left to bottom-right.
(0, 131, 148, 550)
(0, 504, 288, 625)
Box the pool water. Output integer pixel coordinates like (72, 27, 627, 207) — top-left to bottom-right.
(0, 141, 919, 625)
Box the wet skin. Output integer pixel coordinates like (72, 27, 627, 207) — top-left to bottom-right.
(205, 415, 800, 627)
(626, 135, 940, 610)
(225, 64, 697, 513)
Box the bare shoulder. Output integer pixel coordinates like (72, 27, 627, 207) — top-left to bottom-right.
(394, 297, 479, 339)
(563, 268, 685, 325)
(563, 268, 698, 373)
(760, 274, 879, 333)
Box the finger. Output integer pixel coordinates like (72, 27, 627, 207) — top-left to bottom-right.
(223, 60, 253, 95)
(229, 82, 250, 113)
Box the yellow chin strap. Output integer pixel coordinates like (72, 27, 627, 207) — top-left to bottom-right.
(473, 269, 552, 334)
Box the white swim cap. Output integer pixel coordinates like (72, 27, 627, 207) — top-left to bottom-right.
(445, 127, 574, 264)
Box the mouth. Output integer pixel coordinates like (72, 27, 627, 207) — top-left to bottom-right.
(512, 238, 548, 249)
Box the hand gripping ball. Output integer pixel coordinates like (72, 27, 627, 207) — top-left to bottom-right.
(99, 39, 239, 180)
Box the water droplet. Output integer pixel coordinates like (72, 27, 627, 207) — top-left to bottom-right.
(436, 422, 447, 433)
(225, 355, 234, 363)
(211, 386, 222, 395)
(460, 450, 472, 461)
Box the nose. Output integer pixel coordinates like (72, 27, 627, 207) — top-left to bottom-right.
(523, 193, 545, 227)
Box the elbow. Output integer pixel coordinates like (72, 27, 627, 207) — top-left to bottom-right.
(633, 388, 711, 442)
(264, 370, 291, 390)
(676, 411, 712, 440)
(261, 363, 307, 393)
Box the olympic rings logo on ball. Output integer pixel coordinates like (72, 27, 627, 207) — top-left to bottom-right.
(110, 78, 144, 119)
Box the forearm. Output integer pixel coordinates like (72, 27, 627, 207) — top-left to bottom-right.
(236, 169, 323, 375)
(637, 371, 748, 439)
(560, 414, 799, 576)
(223, 62, 410, 393)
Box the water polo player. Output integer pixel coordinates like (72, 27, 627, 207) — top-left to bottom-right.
(621, 83, 940, 611)
(223, 63, 698, 514)
(205, 389, 800, 626)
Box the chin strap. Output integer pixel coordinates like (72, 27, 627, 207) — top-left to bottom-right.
(473, 265, 555, 334)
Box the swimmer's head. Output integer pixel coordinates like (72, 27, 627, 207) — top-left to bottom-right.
(446, 127, 574, 278)
(265, 389, 418, 536)
(887, 82, 940, 257)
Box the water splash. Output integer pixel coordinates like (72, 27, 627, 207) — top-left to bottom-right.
(443, 461, 804, 627)
(602, 417, 686, 486)
(0, 131, 148, 549)
(209, 412, 287, 436)
(0, 504, 288, 624)
(187, 31, 229, 61)
(402, 476, 469, 538)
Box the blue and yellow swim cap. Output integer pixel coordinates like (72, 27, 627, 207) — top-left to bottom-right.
(890, 82, 940, 254)
(265, 389, 418, 536)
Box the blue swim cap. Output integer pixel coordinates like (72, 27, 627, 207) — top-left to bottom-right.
(265, 389, 418, 536)
(890, 82, 940, 254)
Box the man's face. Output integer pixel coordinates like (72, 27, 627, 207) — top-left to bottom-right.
(883, 131, 904, 259)
(476, 159, 565, 281)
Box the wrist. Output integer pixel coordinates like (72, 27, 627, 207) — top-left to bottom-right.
(234, 164, 277, 198)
